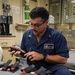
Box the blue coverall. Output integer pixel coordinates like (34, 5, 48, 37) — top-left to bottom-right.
(21, 26, 72, 75)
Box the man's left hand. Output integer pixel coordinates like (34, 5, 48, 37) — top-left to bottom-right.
(24, 51, 44, 61)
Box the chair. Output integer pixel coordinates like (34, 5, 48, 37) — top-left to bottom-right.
(0, 47, 3, 61)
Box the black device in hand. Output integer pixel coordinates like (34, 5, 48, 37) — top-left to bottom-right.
(9, 46, 26, 58)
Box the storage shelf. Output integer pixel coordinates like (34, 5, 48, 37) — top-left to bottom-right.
(15, 23, 29, 31)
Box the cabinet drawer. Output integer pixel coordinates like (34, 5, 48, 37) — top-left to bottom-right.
(0, 40, 15, 47)
(0, 36, 16, 47)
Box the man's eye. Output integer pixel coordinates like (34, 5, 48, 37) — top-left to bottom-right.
(34, 24, 38, 26)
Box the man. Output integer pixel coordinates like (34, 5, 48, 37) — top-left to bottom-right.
(10, 7, 72, 75)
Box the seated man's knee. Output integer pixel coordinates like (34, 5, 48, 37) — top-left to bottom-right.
(53, 68, 72, 75)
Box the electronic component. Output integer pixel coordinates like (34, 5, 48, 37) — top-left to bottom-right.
(21, 64, 36, 74)
(2, 59, 12, 71)
(10, 61, 19, 71)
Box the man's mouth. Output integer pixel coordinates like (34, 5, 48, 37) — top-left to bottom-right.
(33, 30, 37, 33)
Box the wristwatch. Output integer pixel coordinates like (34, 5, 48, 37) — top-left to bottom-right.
(42, 54, 47, 60)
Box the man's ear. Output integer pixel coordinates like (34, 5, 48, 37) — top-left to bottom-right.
(45, 20, 48, 24)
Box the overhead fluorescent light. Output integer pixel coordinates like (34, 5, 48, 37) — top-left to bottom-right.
(71, 0, 75, 3)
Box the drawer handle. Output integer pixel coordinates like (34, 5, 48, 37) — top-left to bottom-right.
(1, 42, 8, 46)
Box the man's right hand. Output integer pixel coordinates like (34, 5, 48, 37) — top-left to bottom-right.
(9, 45, 21, 57)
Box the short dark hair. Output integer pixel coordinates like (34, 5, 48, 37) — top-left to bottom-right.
(29, 7, 49, 21)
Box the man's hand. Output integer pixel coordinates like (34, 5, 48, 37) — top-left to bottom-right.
(24, 51, 44, 61)
(9, 46, 21, 57)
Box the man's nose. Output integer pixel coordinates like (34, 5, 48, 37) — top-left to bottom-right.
(31, 25, 35, 29)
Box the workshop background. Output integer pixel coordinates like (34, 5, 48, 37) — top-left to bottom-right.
(0, 0, 75, 64)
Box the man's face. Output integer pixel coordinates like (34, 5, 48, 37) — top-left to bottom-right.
(30, 17, 47, 36)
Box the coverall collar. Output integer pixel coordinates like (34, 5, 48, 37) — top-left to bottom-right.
(28, 26, 52, 47)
